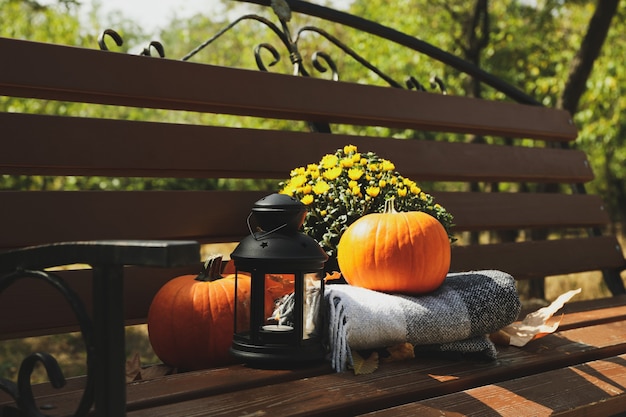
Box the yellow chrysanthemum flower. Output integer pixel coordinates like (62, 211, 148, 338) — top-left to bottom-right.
(280, 186, 295, 196)
(301, 194, 314, 205)
(312, 180, 330, 195)
(343, 144, 358, 154)
(366, 186, 381, 197)
(321, 154, 339, 168)
(289, 174, 308, 188)
(348, 168, 364, 180)
(341, 158, 354, 168)
(302, 184, 312, 194)
(323, 166, 343, 181)
(382, 160, 395, 171)
(379, 179, 387, 188)
(397, 187, 408, 197)
(291, 167, 306, 177)
(411, 185, 422, 195)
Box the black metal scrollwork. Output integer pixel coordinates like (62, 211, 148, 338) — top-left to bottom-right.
(97, 28, 123, 51)
(178, 0, 444, 92)
(0, 270, 96, 417)
(95, 1, 447, 95)
(98, 28, 165, 57)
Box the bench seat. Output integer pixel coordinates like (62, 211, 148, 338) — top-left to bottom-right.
(3, 295, 624, 416)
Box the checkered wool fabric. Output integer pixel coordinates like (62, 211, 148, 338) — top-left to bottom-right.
(326, 270, 521, 372)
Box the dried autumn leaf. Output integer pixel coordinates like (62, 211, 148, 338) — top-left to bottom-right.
(351, 350, 379, 375)
(498, 288, 581, 347)
(489, 329, 511, 346)
(125, 352, 142, 383)
(324, 271, 342, 282)
(138, 364, 177, 380)
(382, 343, 415, 363)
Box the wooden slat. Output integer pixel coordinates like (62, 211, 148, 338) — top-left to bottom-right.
(0, 191, 609, 250)
(451, 236, 626, 279)
(521, 296, 626, 329)
(123, 319, 626, 416)
(0, 113, 593, 183)
(0, 264, 200, 340)
(360, 354, 626, 416)
(435, 191, 609, 231)
(0, 37, 577, 141)
(4, 296, 625, 416)
(0, 190, 266, 249)
(3, 252, 623, 342)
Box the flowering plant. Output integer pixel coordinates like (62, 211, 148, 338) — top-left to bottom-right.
(279, 145, 454, 259)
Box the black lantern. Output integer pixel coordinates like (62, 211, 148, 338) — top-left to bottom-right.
(230, 193, 328, 367)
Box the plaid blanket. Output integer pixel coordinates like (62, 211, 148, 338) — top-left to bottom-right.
(326, 270, 521, 372)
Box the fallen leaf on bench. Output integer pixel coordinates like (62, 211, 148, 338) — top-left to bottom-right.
(138, 364, 178, 380)
(126, 352, 142, 382)
(350, 343, 416, 375)
(491, 288, 581, 347)
(324, 271, 342, 282)
(381, 342, 415, 363)
(351, 350, 379, 375)
(126, 352, 177, 382)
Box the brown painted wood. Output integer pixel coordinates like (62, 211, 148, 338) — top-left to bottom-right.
(121, 318, 626, 417)
(359, 354, 626, 416)
(8, 308, 626, 417)
(0, 191, 609, 250)
(451, 236, 626, 278)
(0, 38, 577, 142)
(435, 191, 609, 231)
(0, 190, 266, 249)
(5, 297, 624, 416)
(0, 112, 592, 183)
(0, 264, 200, 340)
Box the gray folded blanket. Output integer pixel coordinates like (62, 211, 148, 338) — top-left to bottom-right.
(326, 270, 521, 372)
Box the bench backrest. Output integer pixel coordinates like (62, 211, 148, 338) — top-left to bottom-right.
(1, 3, 624, 340)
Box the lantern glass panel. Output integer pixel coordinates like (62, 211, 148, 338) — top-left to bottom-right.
(303, 271, 323, 340)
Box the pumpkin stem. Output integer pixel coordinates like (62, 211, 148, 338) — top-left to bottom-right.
(196, 253, 223, 282)
(383, 197, 398, 214)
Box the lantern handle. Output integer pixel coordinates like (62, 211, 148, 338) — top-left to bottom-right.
(246, 212, 288, 240)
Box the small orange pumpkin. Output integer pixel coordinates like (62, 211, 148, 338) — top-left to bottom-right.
(147, 254, 252, 370)
(224, 259, 295, 307)
(337, 198, 451, 294)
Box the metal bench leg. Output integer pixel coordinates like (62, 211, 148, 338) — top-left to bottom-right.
(92, 264, 126, 417)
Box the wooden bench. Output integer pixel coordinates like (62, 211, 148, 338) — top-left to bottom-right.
(1, 1, 625, 416)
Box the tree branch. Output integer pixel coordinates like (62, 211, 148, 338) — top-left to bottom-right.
(559, 0, 620, 114)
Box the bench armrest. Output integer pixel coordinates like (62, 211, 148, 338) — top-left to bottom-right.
(0, 240, 200, 417)
(0, 240, 200, 272)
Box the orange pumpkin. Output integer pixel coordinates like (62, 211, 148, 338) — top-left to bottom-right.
(337, 198, 451, 294)
(147, 254, 252, 370)
(224, 259, 295, 306)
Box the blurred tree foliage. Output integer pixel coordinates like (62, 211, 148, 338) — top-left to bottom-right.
(1, 0, 624, 227)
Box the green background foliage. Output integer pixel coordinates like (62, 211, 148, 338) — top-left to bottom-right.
(1, 0, 624, 222)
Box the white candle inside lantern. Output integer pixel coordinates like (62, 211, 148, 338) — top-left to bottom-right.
(261, 323, 294, 332)
(262, 311, 293, 332)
